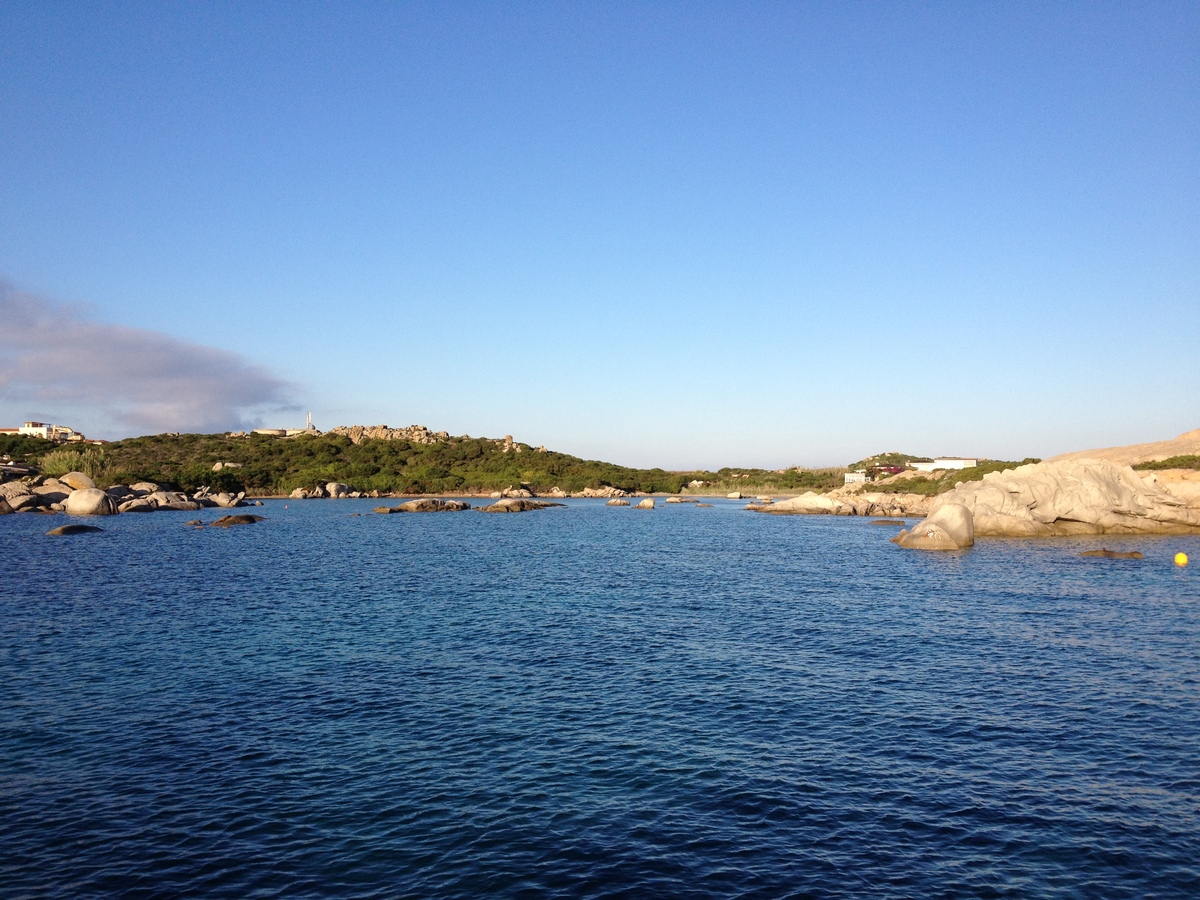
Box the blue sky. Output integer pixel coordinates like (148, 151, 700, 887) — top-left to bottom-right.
(1, 1, 1196, 468)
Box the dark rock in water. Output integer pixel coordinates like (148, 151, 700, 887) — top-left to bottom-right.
(1080, 548, 1144, 559)
(0, 497, 14, 515)
(376, 499, 471, 513)
(480, 499, 565, 513)
(46, 524, 103, 536)
(209, 514, 265, 528)
(870, 519, 908, 526)
(184, 520, 203, 527)
(696, 503, 714, 507)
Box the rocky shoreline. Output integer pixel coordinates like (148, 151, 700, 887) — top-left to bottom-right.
(5, 431, 1199, 545)
(0, 471, 260, 516)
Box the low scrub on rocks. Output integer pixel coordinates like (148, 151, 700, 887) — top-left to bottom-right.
(1135, 455, 1200, 471)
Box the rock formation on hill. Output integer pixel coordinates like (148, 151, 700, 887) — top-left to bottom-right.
(329, 424, 451, 445)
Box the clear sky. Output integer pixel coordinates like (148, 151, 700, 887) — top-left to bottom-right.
(1, 1, 1197, 468)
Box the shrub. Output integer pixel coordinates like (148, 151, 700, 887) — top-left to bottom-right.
(40, 447, 107, 481)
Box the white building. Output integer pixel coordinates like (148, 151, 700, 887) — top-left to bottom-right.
(844, 471, 869, 484)
(909, 458, 978, 473)
(14, 421, 84, 442)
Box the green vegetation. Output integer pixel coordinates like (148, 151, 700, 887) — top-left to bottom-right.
(845, 451, 927, 471)
(863, 458, 1041, 495)
(52, 432, 702, 495)
(41, 432, 852, 496)
(8, 431, 1048, 498)
(39, 447, 107, 479)
(0, 434, 55, 462)
(1134, 455, 1200, 471)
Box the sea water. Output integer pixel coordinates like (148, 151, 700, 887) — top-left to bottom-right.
(2, 499, 1199, 897)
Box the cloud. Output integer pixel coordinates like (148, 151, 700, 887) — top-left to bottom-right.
(0, 281, 300, 436)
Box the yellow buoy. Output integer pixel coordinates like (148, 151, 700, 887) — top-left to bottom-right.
(1176, 552, 1189, 567)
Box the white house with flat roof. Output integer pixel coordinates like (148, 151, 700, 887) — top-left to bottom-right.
(8, 421, 85, 441)
(909, 457, 978, 472)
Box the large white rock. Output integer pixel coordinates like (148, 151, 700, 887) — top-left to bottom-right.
(760, 492, 853, 515)
(326, 482, 351, 499)
(931, 459, 1200, 536)
(65, 488, 118, 516)
(894, 503, 974, 550)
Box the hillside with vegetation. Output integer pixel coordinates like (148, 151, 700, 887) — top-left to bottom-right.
(2, 431, 847, 496)
(861, 458, 1043, 496)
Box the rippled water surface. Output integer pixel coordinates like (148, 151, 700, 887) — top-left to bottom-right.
(3, 499, 1200, 898)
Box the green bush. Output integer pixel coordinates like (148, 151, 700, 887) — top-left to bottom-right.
(39, 446, 107, 480)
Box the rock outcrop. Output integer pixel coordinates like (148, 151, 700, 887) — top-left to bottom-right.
(573, 486, 628, 499)
(375, 499, 471, 513)
(606, 498, 630, 506)
(1139, 470, 1200, 507)
(930, 459, 1200, 536)
(1048, 428, 1200, 466)
(329, 424, 450, 445)
(64, 488, 118, 516)
(893, 504, 974, 551)
(59, 471, 97, 491)
(480, 499, 564, 513)
(0, 482, 40, 511)
(635, 498, 655, 509)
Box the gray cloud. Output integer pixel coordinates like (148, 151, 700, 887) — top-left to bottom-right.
(0, 282, 300, 436)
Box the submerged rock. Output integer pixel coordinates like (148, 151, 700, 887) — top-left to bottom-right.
(46, 524, 104, 535)
(209, 514, 265, 527)
(1080, 549, 1144, 559)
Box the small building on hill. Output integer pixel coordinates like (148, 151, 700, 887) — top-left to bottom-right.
(909, 457, 978, 472)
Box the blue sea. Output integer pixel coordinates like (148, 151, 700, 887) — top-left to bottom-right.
(3, 499, 1199, 898)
